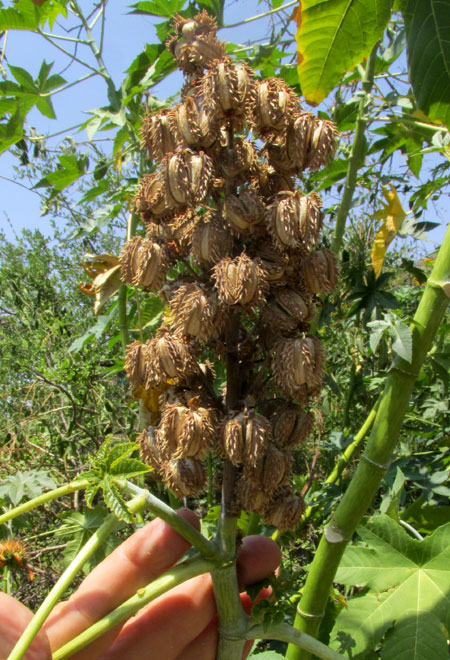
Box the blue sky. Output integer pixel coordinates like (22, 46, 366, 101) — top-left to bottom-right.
(0, 0, 448, 252)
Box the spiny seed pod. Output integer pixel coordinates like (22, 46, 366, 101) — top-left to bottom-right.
(201, 58, 256, 117)
(143, 332, 198, 388)
(167, 11, 226, 75)
(159, 399, 215, 459)
(272, 335, 324, 404)
(254, 164, 295, 197)
(119, 236, 167, 292)
(166, 209, 199, 253)
(162, 150, 214, 207)
(162, 457, 206, 497)
(266, 191, 323, 251)
(0, 539, 33, 581)
(218, 140, 256, 180)
(237, 477, 269, 513)
(264, 128, 297, 173)
(263, 488, 305, 530)
(221, 411, 272, 468)
(268, 401, 314, 449)
(168, 283, 222, 341)
(191, 212, 233, 265)
(256, 244, 289, 284)
(262, 288, 315, 333)
(135, 173, 173, 218)
(138, 427, 170, 470)
(245, 444, 292, 490)
(171, 95, 217, 148)
(253, 78, 300, 130)
(141, 108, 180, 160)
(302, 248, 338, 294)
(125, 340, 147, 388)
(224, 190, 265, 235)
(304, 116, 338, 171)
(213, 253, 267, 307)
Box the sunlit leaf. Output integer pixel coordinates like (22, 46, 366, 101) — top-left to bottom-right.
(401, 0, 450, 129)
(371, 185, 407, 278)
(295, 0, 392, 105)
(331, 515, 450, 659)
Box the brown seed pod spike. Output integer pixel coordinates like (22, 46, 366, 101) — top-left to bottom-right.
(266, 191, 323, 251)
(272, 335, 324, 404)
(142, 333, 198, 388)
(168, 283, 222, 341)
(162, 458, 206, 497)
(213, 253, 267, 307)
(119, 236, 167, 292)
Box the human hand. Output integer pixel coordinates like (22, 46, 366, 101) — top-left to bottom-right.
(0, 510, 281, 660)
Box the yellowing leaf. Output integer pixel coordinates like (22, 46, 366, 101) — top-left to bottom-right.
(371, 186, 407, 278)
(79, 254, 122, 315)
(295, 0, 391, 105)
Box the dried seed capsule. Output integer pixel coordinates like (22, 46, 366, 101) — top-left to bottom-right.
(119, 236, 167, 292)
(224, 190, 265, 235)
(236, 477, 270, 513)
(267, 401, 314, 449)
(135, 173, 174, 218)
(263, 488, 305, 530)
(125, 340, 148, 388)
(245, 444, 292, 490)
(138, 428, 169, 470)
(213, 253, 267, 307)
(256, 244, 289, 284)
(159, 398, 215, 459)
(141, 108, 180, 160)
(162, 150, 214, 207)
(191, 212, 233, 266)
(221, 411, 272, 468)
(167, 11, 226, 75)
(272, 335, 324, 404)
(253, 78, 300, 130)
(304, 116, 339, 171)
(264, 127, 297, 173)
(162, 457, 206, 497)
(218, 140, 256, 179)
(201, 58, 256, 117)
(302, 248, 338, 294)
(143, 332, 198, 388)
(172, 95, 217, 149)
(266, 191, 323, 251)
(168, 283, 222, 341)
(262, 288, 315, 333)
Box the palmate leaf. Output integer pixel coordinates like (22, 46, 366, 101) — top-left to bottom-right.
(401, 0, 450, 129)
(295, 0, 392, 105)
(330, 515, 450, 659)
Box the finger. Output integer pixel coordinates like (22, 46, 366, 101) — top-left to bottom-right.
(45, 509, 199, 652)
(173, 618, 255, 660)
(92, 535, 281, 660)
(0, 593, 51, 660)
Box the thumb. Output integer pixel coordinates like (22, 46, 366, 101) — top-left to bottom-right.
(0, 592, 51, 660)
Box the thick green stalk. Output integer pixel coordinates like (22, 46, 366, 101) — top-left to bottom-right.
(124, 480, 216, 558)
(0, 479, 91, 526)
(287, 223, 450, 660)
(331, 44, 378, 255)
(7, 495, 147, 660)
(53, 555, 217, 660)
(118, 283, 129, 351)
(247, 623, 344, 660)
(212, 511, 249, 660)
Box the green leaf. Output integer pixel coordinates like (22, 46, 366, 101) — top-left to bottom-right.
(9, 64, 37, 91)
(295, 0, 393, 105)
(389, 321, 412, 362)
(109, 458, 150, 478)
(331, 515, 450, 659)
(102, 477, 134, 523)
(401, 0, 450, 129)
(129, 0, 185, 18)
(0, 6, 38, 30)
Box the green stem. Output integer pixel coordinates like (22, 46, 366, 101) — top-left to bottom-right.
(70, 0, 112, 84)
(331, 44, 378, 255)
(124, 481, 216, 558)
(118, 283, 129, 351)
(247, 623, 344, 660)
(245, 513, 260, 536)
(287, 222, 450, 660)
(342, 361, 356, 428)
(212, 512, 249, 660)
(52, 555, 217, 660)
(326, 399, 379, 486)
(7, 494, 147, 660)
(0, 480, 91, 526)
